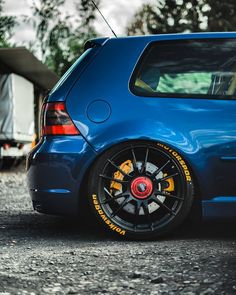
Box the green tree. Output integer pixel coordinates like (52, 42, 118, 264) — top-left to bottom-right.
(0, 0, 16, 47)
(46, 1, 98, 76)
(127, 0, 206, 35)
(206, 0, 236, 31)
(31, 0, 99, 76)
(127, 0, 236, 35)
(31, 0, 65, 59)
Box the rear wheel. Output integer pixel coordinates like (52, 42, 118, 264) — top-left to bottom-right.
(88, 141, 194, 239)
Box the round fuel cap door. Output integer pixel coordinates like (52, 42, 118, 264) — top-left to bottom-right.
(86, 100, 111, 123)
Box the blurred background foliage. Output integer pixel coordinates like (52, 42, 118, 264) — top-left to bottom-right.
(127, 0, 236, 35)
(0, 0, 16, 47)
(0, 0, 236, 77)
(29, 0, 99, 76)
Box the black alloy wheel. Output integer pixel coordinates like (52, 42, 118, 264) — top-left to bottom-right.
(89, 141, 194, 240)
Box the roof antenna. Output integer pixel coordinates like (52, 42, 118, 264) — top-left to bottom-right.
(91, 0, 117, 38)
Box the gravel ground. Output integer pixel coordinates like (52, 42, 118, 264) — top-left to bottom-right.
(0, 164, 236, 295)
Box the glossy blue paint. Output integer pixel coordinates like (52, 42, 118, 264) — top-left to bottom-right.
(86, 100, 111, 123)
(40, 189, 71, 194)
(27, 136, 97, 214)
(220, 156, 236, 161)
(202, 197, 236, 218)
(27, 32, 236, 218)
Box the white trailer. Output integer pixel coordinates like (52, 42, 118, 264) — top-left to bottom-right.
(0, 73, 35, 168)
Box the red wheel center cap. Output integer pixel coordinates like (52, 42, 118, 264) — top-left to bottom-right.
(131, 177, 153, 199)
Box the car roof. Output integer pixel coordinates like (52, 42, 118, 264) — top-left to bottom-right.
(90, 32, 236, 46)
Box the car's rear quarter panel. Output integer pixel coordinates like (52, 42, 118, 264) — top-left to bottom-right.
(66, 35, 236, 206)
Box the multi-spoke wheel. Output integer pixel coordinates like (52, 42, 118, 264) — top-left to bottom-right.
(89, 142, 194, 239)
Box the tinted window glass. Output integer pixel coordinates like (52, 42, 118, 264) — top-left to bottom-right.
(131, 39, 236, 99)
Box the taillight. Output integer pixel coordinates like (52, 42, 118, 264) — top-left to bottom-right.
(41, 102, 79, 136)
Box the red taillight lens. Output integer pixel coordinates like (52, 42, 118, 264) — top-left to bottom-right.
(41, 102, 79, 136)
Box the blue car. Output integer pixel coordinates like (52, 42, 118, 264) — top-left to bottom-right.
(27, 32, 236, 239)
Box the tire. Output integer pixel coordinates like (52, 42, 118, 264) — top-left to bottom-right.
(88, 141, 194, 240)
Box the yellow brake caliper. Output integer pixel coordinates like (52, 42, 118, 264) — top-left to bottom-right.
(110, 160, 132, 192)
(163, 173, 175, 192)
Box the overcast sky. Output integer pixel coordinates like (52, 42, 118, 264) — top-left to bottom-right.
(3, 0, 152, 45)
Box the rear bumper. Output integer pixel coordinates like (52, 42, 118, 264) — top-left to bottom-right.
(27, 136, 97, 215)
(31, 190, 74, 215)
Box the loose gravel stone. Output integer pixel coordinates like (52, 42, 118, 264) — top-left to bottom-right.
(150, 276, 164, 284)
(0, 164, 236, 294)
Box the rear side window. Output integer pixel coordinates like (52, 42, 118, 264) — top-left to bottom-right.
(130, 39, 236, 99)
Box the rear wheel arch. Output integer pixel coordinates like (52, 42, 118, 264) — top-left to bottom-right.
(84, 140, 199, 239)
(86, 138, 201, 194)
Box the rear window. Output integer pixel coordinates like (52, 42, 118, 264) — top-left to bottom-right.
(130, 39, 236, 99)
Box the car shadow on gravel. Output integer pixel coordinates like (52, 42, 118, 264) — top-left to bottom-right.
(0, 212, 112, 243)
(0, 210, 236, 244)
(171, 218, 236, 241)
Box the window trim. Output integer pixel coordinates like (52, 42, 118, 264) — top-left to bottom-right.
(129, 38, 236, 101)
